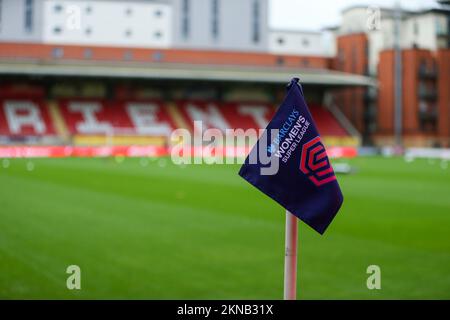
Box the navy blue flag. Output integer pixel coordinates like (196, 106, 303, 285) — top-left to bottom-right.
(238, 78, 343, 234)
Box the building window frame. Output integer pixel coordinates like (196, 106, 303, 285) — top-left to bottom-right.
(182, 0, 190, 39)
(52, 47, 64, 59)
(0, 0, 3, 32)
(413, 20, 419, 36)
(301, 38, 310, 47)
(24, 0, 34, 33)
(154, 30, 162, 39)
(54, 4, 63, 13)
(53, 26, 62, 34)
(83, 48, 93, 59)
(211, 0, 219, 40)
(252, 0, 260, 44)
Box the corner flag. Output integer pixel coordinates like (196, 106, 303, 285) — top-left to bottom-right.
(238, 78, 343, 234)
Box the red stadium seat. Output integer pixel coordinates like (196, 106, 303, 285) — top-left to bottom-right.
(0, 99, 56, 136)
(0, 98, 350, 142)
(308, 105, 349, 137)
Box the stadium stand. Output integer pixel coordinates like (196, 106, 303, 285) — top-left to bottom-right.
(309, 106, 349, 137)
(0, 99, 56, 137)
(0, 98, 351, 143)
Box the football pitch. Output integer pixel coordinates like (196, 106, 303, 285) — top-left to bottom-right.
(0, 156, 449, 299)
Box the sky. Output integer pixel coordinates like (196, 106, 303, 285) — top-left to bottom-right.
(269, 0, 440, 30)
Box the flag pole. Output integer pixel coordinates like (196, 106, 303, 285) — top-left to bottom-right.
(283, 210, 298, 300)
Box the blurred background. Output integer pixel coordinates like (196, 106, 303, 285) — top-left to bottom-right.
(0, 0, 449, 299)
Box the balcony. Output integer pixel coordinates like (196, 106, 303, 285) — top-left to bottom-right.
(363, 88, 377, 102)
(418, 108, 438, 132)
(418, 87, 437, 100)
(418, 64, 438, 79)
(363, 106, 377, 122)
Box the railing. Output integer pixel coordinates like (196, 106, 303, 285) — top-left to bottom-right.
(323, 95, 362, 144)
(418, 87, 437, 100)
(418, 64, 438, 78)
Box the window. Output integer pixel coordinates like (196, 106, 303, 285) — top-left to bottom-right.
(85, 27, 92, 35)
(125, 29, 132, 37)
(420, 58, 426, 70)
(154, 31, 162, 38)
(351, 46, 357, 73)
(448, 15, 450, 48)
(152, 51, 164, 62)
(52, 47, 64, 58)
(338, 48, 344, 61)
(155, 9, 163, 17)
(338, 48, 345, 70)
(276, 56, 284, 65)
(277, 37, 284, 45)
(53, 26, 62, 34)
(85, 6, 92, 14)
(182, 0, 189, 39)
(123, 51, 133, 60)
(436, 17, 446, 36)
(413, 20, 419, 36)
(252, 0, 260, 43)
(24, 0, 34, 33)
(83, 48, 93, 59)
(125, 7, 132, 16)
(54, 4, 63, 13)
(302, 59, 310, 67)
(0, 0, 3, 31)
(211, 0, 219, 40)
(301, 38, 310, 47)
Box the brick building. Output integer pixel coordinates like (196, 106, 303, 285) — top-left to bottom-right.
(330, 6, 450, 147)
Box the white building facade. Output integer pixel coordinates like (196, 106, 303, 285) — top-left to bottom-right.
(0, 1, 448, 57)
(268, 30, 329, 56)
(0, 0, 270, 52)
(170, 0, 269, 52)
(42, 0, 172, 48)
(337, 6, 450, 75)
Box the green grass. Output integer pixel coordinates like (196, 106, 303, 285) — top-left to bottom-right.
(0, 156, 449, 299)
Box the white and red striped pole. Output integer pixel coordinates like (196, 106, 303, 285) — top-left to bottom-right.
(283, 210, 298, 300)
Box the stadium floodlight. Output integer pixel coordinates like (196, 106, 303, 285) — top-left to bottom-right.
(239, 78, 344, 300)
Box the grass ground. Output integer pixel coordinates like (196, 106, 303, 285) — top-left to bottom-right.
(0, 156, 449, 299)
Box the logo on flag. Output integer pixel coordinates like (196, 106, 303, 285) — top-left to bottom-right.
(238, 77, 343, 234)
(299, 136, 337, 187)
